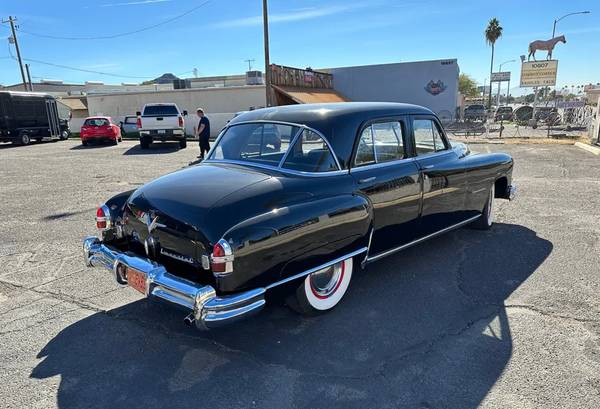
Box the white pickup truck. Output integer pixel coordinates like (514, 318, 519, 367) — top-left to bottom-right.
(136, 103, 188, 149)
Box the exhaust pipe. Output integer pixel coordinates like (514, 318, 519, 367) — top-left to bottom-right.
(183, 313, 195, 326)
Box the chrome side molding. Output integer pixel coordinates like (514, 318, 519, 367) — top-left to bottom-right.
(366, 215, 481, 263)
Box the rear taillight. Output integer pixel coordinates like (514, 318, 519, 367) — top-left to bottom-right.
(178, 116, 184, 128)
(211, 239, 234, 276)
(95, 205, 111, 230)
(136, 117, 142, 129)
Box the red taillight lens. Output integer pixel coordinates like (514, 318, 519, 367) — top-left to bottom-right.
(136, 117, 142, 129)
(211, 240, 233, 275)
(178, 116, 183, 128)
(95, 206, 109, 230)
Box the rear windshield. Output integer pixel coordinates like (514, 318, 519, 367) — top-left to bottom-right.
(143, 105, 178, 116)
(84, 118, 110, 126)
(466, 105, 485, 111)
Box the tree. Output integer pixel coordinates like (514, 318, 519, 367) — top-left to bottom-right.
(485, 18, 503, 108)
(459, 73, 479, 98)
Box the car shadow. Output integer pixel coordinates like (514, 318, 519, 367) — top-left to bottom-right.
(123, 142, 183, 155)
(31, 223, 551, 408)
(69, 143, 115, 150)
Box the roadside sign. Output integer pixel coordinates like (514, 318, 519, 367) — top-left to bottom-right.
(520, 60, 558, 87)
(491, 71, 511, 82)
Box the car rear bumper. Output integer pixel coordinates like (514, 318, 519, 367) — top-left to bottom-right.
(82, 236, 265, 329)
(81, 134, 117, 140)
(139, 129, 184, 138)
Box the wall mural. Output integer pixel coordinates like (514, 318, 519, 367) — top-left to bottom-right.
(424, 80, 447, 95)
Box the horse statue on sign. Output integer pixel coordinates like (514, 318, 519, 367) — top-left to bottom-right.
(528, 35, 566, 61)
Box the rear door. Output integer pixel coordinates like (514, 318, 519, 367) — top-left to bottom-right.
(350, 116, 421, 256)
(410, 115, 467, 236)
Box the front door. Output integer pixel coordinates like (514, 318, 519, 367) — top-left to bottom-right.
(350, 117, 421, 256)
(410, 115, 466, 236)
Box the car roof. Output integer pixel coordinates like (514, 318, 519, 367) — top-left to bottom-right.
(230, 102, 435, 168)
(85, 116, 111, 120)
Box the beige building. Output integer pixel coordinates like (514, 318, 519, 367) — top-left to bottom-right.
(83, 85, 266, 137)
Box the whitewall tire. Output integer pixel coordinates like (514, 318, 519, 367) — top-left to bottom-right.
(472, 184, 494, 230)
(289, 257, 353, 314)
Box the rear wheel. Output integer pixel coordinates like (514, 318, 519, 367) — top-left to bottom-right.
(140, 136, 150, 149)
(81, 140, 88, 146)
(16, 132, 30, 146)
(60, 130, 70, 140)
(179, 138, 187, 149)
(288, 257, 353, 315)
(472, 184, 494, 230)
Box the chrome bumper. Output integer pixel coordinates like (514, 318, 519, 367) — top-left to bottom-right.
(83, 237, 265, 329)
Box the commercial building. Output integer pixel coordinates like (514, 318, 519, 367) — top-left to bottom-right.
(326, 59, 459, 121)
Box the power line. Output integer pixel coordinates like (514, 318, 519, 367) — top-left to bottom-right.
(13, 0, 212, 41)
(7, 44, 153, 80)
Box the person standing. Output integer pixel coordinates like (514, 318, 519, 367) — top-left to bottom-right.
(196, 108, 211, 159)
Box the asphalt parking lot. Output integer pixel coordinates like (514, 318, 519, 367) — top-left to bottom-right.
(1, 139, 599, 409)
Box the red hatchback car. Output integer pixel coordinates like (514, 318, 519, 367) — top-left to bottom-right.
(80, 117, 122, 146)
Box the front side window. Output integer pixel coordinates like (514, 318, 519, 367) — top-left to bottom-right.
(282, 130, 338, 173)
(413, 119, 446, 155)
(209, 123, 299, 167)
(354, 121, 405, 167)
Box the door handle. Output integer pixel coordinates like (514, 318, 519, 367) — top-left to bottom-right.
(422, 165, 435, 170)
(358, 176, 376, 184)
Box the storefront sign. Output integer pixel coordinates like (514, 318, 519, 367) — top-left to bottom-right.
(520, 60, 558, 87)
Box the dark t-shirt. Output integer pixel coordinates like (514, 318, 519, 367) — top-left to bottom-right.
(198, 116, 210, 140)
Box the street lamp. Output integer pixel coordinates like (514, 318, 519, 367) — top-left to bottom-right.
(552, 11, 590, 38)
(496, 59, 515, 106)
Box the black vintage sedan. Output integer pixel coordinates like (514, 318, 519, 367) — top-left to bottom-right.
(83, 102, 516, 329)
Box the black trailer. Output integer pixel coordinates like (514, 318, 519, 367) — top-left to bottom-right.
(0, 91, 70, 145)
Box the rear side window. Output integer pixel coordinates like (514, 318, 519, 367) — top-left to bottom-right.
(413, 119, 446, 155)
(283, 130, 338, 173)
(142, 105, 178, 116)
(354, 121, 405, 167)
(84, 118, 110, 126)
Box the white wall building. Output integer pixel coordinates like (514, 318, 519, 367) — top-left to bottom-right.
(327, 59, 460, 122)
(83, 85, 266, 137)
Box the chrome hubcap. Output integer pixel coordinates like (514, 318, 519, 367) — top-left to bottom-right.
(309, 262, 344, 299)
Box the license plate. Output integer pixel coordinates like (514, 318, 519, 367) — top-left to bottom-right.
(127, 267, 147, 294)
(157, 130, 166, 134)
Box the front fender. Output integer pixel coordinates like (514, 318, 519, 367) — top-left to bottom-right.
(216, 194, 372, 293)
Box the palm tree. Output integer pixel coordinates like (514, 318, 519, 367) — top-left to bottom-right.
(485, 18, 503, 109)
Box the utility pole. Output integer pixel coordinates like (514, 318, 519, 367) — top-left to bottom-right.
(262, 0, 271, 107)
(25, 63, 33, 91)
(4, 16, 28, 91)
(244, 59, 255, 72)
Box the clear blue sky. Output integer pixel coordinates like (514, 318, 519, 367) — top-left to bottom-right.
(1, 0, 598, 93)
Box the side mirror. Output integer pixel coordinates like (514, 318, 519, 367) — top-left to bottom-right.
(136, 111, 141, 116)
(182, 110, 188, 116)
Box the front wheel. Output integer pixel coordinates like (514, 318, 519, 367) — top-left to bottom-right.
(288, 257, 353, 315)
(472, 184, 494, 230)
(16, 132, 30, 146)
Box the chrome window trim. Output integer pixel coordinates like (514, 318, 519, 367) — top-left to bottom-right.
(266, 247, 368, 290)
(413, 148, 456, 161)
(206, 120, 343, 175)
(350, 156, 418, 173)
(202, 159, 349, 178)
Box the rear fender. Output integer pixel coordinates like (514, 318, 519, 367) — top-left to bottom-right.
(216, 194, 372, 293)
